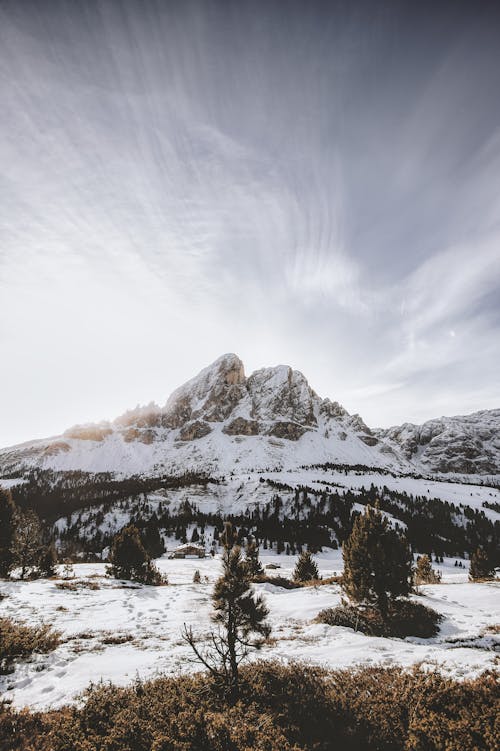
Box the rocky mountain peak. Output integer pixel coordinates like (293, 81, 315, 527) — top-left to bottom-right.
(163, 354, 247, 428)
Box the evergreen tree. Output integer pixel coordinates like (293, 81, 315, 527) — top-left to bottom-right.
(342, 505, 412, 617)
(12, 509, 43, 580)
(39, 542, 58, 577)
(193, 569, 201, 584)
(469, 548, 495, 581)
(142, 517, 165, 558)
(244, 539, 263, 579)
(191, 527, 200, 543)
(183, 522, 270, 703)
(107, 524, 164, 585)
(0, 488, 17, 578)
(293, 550, 319, 582)
(414, 554, 441, 586)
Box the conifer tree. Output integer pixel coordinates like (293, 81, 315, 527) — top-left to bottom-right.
(12, 509, 43, 580)
(142, 516, 165, 558)
(469, 548, 495, 581)
(244, 538, 263, 579)
(342, 504, 412, 617)
(183, 522, 270, 703)
(414, 554, 441, 586)
(293, 550, 319, 582)
(107, 524, 164, 585)
(39, 542, 58, 577)
(0, 488, 17, 578)
(191, 527, 200, 543)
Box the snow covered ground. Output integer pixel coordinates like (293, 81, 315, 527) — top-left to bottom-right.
(1, 552, 498, 711)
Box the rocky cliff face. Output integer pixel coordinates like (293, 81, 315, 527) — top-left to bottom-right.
(0, 354, 498, 478)
(376, 409, 500, 475)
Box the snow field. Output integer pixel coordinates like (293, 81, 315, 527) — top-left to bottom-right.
(1, 552, 498, 711)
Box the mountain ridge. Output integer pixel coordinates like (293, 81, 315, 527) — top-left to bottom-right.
(0, 354, 498, 478)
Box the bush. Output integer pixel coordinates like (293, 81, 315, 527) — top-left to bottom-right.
(0, 662, 497, 751)
(317, 599, 442, 638)
(0, 617, 60, 674)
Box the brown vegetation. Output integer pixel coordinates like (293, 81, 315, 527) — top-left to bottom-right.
(0, 662, 497, 751)
(0, 618, 60, 675)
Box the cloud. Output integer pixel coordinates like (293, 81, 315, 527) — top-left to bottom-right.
(0, 0, 499, 445)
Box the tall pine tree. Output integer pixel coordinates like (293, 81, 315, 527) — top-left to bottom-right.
(342, 505, 412, 617)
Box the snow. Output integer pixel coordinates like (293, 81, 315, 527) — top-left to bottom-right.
(1, 553, 498, 711)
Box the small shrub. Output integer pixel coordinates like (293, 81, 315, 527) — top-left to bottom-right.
(388, 599, 442, 638)
(102, 633, 134, 645)
(0, 617, 60, 674)
(317, 599, 442, 638)
(193, 569, 201, 583)
(55, 579, 100, 591)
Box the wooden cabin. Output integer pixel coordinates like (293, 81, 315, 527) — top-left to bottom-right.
(168, 543, 206, 559)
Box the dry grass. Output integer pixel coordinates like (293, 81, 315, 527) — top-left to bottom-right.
(0, 618, 60, 675)
(0, 661, 497, 751)
(55, 580, 100, 591)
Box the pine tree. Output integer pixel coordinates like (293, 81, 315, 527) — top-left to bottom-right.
(244, 539, 263, 579)
(414, 554, 441, 586)
(193, 569, 201, 584)
(39, 542, 58, 577)
(0, 488, 17, 578)
(12, 509, 43, 580)
(183, 522, 270, 703)
(191, 527, 200, 543)
(107, 524, 164, 585)
(293, 550, 319, 582)
(142, 517, 165, 558)
(342, 504, 412, 617)
(469, 548, 495, 581)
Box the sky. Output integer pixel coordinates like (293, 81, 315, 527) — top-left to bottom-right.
(1, 0, 500, 447)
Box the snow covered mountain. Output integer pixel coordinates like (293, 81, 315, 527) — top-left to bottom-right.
(376, 409, 500, 475)
(0, 354, 404, 477)
(0, 354, 498, 479)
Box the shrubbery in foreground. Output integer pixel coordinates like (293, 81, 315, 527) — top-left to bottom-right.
(0, 618, 60, 675)
(1, 661, 497, 751)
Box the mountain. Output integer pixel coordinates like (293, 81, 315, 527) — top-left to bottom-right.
(0, 353, 498, 479)
(0, 354, 405, 477)
(376, 409, 500, 475)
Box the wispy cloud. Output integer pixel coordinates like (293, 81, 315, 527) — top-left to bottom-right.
(0, 0, 499, 444)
